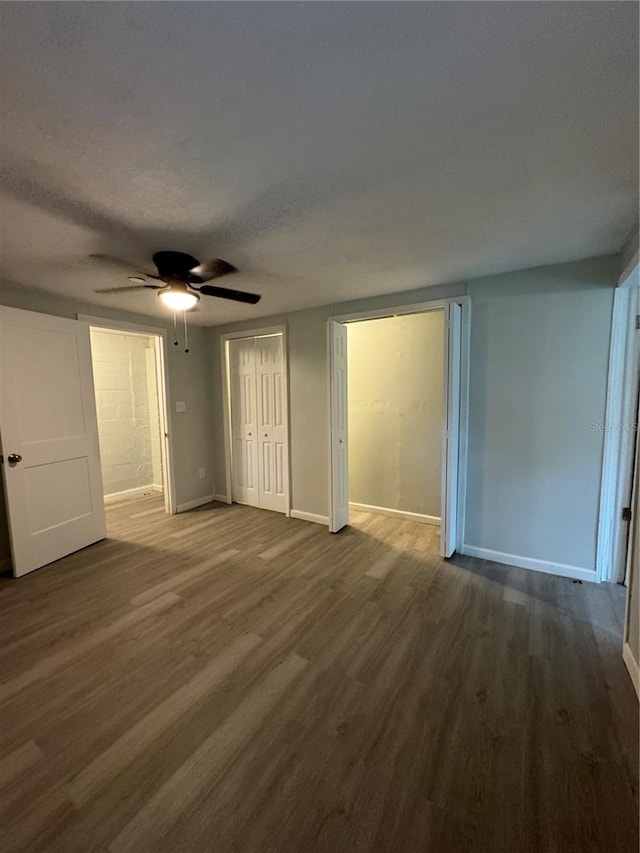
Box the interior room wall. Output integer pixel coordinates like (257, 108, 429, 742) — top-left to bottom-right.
(90, 330, 160, 497)
(208, 254, 618, 578)
(465, 256, 616, 574)
(0, 284, 215, 509)
(346, 312, 443, 519)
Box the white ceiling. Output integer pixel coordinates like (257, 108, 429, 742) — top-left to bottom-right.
(0, 2, 637, 326)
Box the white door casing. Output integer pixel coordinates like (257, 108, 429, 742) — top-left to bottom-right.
(0, 307, 106, 577)
(329, 320, 349, 533)
(228, 334, 287, 514)
(441, 302, 461, 557)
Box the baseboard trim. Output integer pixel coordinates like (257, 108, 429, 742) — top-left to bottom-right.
(176, 495, 215, 513)
(349, 502, 440, 526)
(104, 485, 163, 504)
(460, 544, 597, 583)
(212, 493, 230, 504)
(623, 643, 640, 699)
(290, 509, 329, 526)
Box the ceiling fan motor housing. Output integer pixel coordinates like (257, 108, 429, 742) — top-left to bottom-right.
(153, 251, 200, 281)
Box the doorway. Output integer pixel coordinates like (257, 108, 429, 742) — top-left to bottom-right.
(84, 317, 175, 518)
(222, 329, 290, 515)
(346, 311, 444, 526)
(328, 299, 469, 558)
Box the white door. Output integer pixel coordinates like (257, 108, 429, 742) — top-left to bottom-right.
(329, 321, 349, 533)
(229, 337, 259, 507)
(255, 335, 288, 513)
(441, 302, 462, 557)
(229, 334, 288, 514)
(0, 307, 106, 577)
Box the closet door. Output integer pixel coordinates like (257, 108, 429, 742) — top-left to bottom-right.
(255, 335, 287, 513)
(229, 338, 259, 507)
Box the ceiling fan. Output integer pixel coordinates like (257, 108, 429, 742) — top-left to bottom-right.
(93, 251, 261, 310)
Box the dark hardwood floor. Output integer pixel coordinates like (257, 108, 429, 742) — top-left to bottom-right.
(0, 495, 638, 852)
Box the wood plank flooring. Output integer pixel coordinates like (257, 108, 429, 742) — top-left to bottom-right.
(0, 495, 638, 852)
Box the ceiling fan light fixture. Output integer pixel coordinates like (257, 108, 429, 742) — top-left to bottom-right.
(158, 287, 199, 311)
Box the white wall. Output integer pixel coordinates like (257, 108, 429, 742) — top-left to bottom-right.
(0, 284, 215, 509)
(465, 257, 615, 573)
(90, 330, 160, 497)
(208, 255, 618, 578)
(347, 312, 443, 518)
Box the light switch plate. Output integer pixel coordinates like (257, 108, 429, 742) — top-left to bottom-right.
(175, 401, 186, 413)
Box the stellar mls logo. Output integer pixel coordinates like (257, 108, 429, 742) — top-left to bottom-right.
(589, 422, 638, 432)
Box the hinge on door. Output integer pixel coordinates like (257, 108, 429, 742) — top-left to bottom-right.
(622, 506, 632, 522)
(636, 315, 640, 330)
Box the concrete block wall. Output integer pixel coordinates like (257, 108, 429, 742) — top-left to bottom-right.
(90, 330, 161, 497)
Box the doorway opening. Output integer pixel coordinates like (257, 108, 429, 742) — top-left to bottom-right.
(221, 328, 290, 515)
(328, 299, 469, 558)
(346, 310, 444, 529)
(85, 319, 175, 520)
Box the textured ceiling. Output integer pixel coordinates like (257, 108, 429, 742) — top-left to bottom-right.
(0, 2, 637, 326)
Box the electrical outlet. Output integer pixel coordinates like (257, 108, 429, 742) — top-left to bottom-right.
(198, 468, 206, 479)
(175, 401, 186, 413)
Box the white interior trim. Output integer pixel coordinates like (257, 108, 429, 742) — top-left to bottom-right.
(595, 286, 638, 582)
(622, 643, 640, 699)
(104, 485, 163, 504)
(290, 509, 329, 526)
(457, 299, 472, 551)
(79, 313, 177, 515)
(212, 493, 230, 504)
(460, 544, 597, 583)
(176, 495, 214, 513)
(349, 502, 440, 526)
(219, 324, 291, 516)
(329, 295, 468, 324)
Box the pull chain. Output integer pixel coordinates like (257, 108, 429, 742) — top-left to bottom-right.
(173, 310, 178, 346)
(184, 311, 189, 353)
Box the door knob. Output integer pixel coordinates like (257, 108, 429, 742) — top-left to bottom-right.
(7, 453, 22, 464)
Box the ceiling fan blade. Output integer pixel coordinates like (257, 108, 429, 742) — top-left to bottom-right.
(94, 285, 162, 293)
(197, 284, 261, 304)
(189, 258, 237, 283)
(89, 254, 161, 280)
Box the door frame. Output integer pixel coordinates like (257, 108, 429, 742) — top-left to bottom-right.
(79, 314, 177, 515)
(327, 296, 471, 553)
(595, 263, 639, 583)
(220, 325, 291, 516)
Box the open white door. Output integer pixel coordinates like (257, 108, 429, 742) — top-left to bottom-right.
(0, 307, 106, 577)
(329, 320, 349, 533)
(441, 302, 461, 557)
